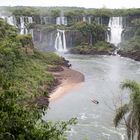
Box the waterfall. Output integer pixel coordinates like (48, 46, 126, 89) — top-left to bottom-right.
(29, 29, 34, 41)
(20, 16, 32, 35)
(55, 11, 67, 52)
(28, 17, 34, 40)
(0, 16, 16, 26)
(7, 16, 16, 26)
(55, 29, 67, 52)
(20, 17, 25, 34)
(49, 32, 53, 47)
(43, 17, 47, 24)
(83, 16, 86, 22)
(107, 17, 123, 47)
(0, 14, 34, 41)
(56, 11, 67, 25)
(0, 15, 33, 35)
(0, 15, 6, 20)
(28, 17, 33, 23)
(62, 30, 66, 51)
(95, 17, 100, 24)
(88, 16, 91, 24)
(56, 17, 61, 25)
(56, 17, 67, 25)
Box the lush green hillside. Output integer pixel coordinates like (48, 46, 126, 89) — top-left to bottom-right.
(0, 19, 76, 140)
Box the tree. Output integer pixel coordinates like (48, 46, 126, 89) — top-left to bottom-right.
(0, 87, 77, 140)
(0, 19, 17, 41)
(114, 80, 140, 140)
(16, 34, 34, 52)
(73, 21, 107, 45)
(11, 7, 39, 16)
(50, 9, 61, 18)
(0, 18, 77, 140)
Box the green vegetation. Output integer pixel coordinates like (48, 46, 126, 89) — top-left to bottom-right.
(2, 6, 140, 17)
(72, 22, 107, 45)
(114, 80, 140, 140)
(122, 18, 140, 45)
(31, 24, 58, 32)
(16, 34, 33, 48)
(9, 6, 39, 16)
(0, 19, 76, 140)
(70, 41, 114, 55)
(118, 17, 140, 61)
(121, 36, 140, 52)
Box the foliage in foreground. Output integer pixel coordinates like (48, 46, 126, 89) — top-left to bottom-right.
(114, 80, 140, 140)
(0, 19, 76, 140)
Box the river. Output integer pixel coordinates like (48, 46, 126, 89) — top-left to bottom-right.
(44, 54, 140, 140)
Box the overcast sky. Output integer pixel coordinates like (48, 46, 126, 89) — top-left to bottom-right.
(0, 0, 140, 9)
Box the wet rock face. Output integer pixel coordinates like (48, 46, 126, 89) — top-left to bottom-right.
(118, 50, 140, 61)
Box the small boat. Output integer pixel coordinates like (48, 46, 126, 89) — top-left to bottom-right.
(90, 98, 99, 104)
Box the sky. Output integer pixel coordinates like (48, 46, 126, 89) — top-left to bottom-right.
(0, 0, 140, 9)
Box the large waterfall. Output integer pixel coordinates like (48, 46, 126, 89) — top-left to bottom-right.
(20, 17, 33, 35)
(28, 17, 34, 40)
(0, 16, 16, 26)
(55, 29, 67, 52)
(7, 16, 16, 26)
(20, 17, 26, 34)
(0, 15, 33, 36)
(107, 17, 123, 47)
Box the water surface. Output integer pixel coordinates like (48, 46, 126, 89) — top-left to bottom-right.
(44, 54, 140, 140)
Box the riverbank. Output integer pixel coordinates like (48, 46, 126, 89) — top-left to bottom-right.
(70, 44, 140, 62)
(49, 67, 85, 101)
(118, 50, 140, 61)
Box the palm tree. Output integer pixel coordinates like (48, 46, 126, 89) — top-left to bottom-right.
(114, 80, 140, 140)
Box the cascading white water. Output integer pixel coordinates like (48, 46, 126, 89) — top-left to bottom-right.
(95, 17, 100, 24)
(1, 15, 34, 42)
(62, 30, 67, 51)
(0, 15, 6, 20)
(28, 17, 34, 40)
(56, 11, 67, 25)
(55, 29, 67, 52)
(0, 15, 33, 35)
(56, 17, 61, 25)
(28, 28, 34, 41)
(88, 16, 91, 24)
(107, 17, 123, 47)
(55, 11, 67, 52)
(20, 17, 32, 35)
(83, 16, 86, 22)
(20, 17, 25, 34)
(0, 16, 16, 26)
(55, 31, 62, 51)
(56, 17, 67, 25)
(7, 16, 16, 26)
(43, 17, 47, 24)
(28, 17, 33, 23)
